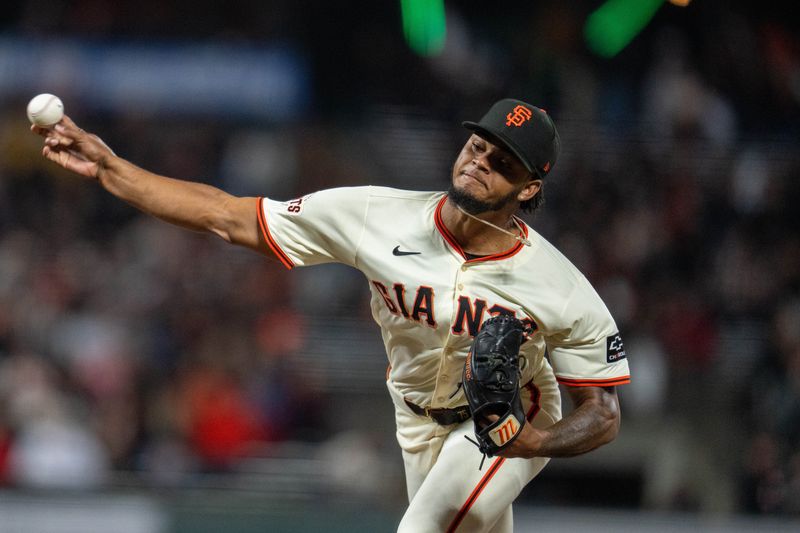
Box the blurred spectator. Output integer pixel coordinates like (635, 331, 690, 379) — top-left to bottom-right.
(0, 352, 111, 488)
(9, 416, 110, 489)
(0, 412, 11, 486)
(177, 362, 265, 469)
(742, 298, 800, 515)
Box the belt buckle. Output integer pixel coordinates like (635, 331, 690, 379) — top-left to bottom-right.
(424, 406, 433, 418)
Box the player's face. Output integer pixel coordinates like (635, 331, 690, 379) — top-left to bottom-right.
(450, 134, 541, 214)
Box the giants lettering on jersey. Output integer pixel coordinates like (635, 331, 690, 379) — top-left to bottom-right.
(371, 281, 537, 337)
(372, 281, 436, 327)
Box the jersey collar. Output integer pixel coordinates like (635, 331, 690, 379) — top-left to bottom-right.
(434, 195, 528, 264)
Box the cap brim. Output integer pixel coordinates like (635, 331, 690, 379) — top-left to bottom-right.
(462, 121, 536, 174)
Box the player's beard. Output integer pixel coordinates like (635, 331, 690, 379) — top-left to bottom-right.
(447, 183, 519, 215)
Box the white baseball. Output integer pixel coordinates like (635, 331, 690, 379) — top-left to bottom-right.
(27, 93, 64, 127)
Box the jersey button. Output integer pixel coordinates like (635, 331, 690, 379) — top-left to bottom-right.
(461, 266, 467, 272)
(437, 396, 446, 403)
(457, 284, 463, 290)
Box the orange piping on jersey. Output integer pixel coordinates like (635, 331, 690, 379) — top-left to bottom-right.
(557, 375, 631, 387)
(257, 197, 295, 269)
(386, 364, 391, 380)
(446, 457, 506, 533)
(446, 383, 540, 532)
(433, 196, 526, 263)
(434, 196, 466, 257)
(524, 381, 541, 421)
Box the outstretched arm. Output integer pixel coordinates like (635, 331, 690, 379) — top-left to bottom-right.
(499, 386, 621, 459)
(33, 116, 269, 255)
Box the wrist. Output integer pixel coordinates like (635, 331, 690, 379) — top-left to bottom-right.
(518, 424, 549, 458)
(95, 153, 118, 182)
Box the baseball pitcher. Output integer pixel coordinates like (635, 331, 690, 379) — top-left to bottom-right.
(33, 98, 630, 532)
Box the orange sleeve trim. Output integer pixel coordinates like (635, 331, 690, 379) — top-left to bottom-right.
(257, 197, 294, 270)
(557, 375, 631, 387)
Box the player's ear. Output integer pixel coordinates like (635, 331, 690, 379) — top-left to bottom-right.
(517, 179, 542, 203)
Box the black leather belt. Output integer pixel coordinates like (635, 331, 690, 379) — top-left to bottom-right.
(404, 398, 471, 425)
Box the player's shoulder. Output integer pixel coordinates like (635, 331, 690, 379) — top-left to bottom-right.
(307, 186, 439, 203)
(365, 186, 442, 203)
(283, 186, 440, 221)
(523, 230, 613, 322)
(526, 228, 593, 288)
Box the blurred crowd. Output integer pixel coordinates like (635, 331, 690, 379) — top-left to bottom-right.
(1, 0, 799, 517)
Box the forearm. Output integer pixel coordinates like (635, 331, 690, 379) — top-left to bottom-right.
(531, 396, 619, 458)
(35, 116, 265, 253)
(97, 155, 255, 246)
(504, 386, 621, 459)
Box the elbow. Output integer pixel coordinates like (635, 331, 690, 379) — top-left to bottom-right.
(210, 219, 235, 243)
(202, 208, 235, 243)
(599, 414, 620, 447)
(207, 195, 254, 246)
(597, 396, 621, 446)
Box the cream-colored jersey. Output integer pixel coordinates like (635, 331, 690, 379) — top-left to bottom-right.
(258, 186, 630, 412)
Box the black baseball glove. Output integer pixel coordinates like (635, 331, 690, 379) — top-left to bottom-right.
(463, 315, 527, 464)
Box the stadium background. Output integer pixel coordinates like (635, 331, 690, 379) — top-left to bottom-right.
(1, 0, 799, 531)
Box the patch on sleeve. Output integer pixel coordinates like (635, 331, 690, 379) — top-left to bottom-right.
(606, 333, 627, 363)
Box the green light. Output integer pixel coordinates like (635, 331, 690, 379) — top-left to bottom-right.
(585, 0, 664, 58)
(401, 0, 446, 56)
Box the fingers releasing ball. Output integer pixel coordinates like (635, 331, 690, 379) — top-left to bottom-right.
(27, 93, 64, 127)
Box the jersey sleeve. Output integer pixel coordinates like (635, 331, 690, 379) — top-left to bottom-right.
(257, 186, 371, 269)
(545, 277, 631, 387)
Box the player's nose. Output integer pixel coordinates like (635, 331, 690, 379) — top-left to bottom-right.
(471, 154, 490, 173)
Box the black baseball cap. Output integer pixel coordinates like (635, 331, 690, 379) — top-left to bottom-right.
(462, 98, 560, 178)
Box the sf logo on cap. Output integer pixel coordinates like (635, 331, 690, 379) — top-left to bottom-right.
(506, 105, 533, 127)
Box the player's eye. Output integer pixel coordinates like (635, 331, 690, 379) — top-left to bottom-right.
(495, 158, 512, 172)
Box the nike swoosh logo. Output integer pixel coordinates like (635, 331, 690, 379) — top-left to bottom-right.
(393, 245, 421, 256)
